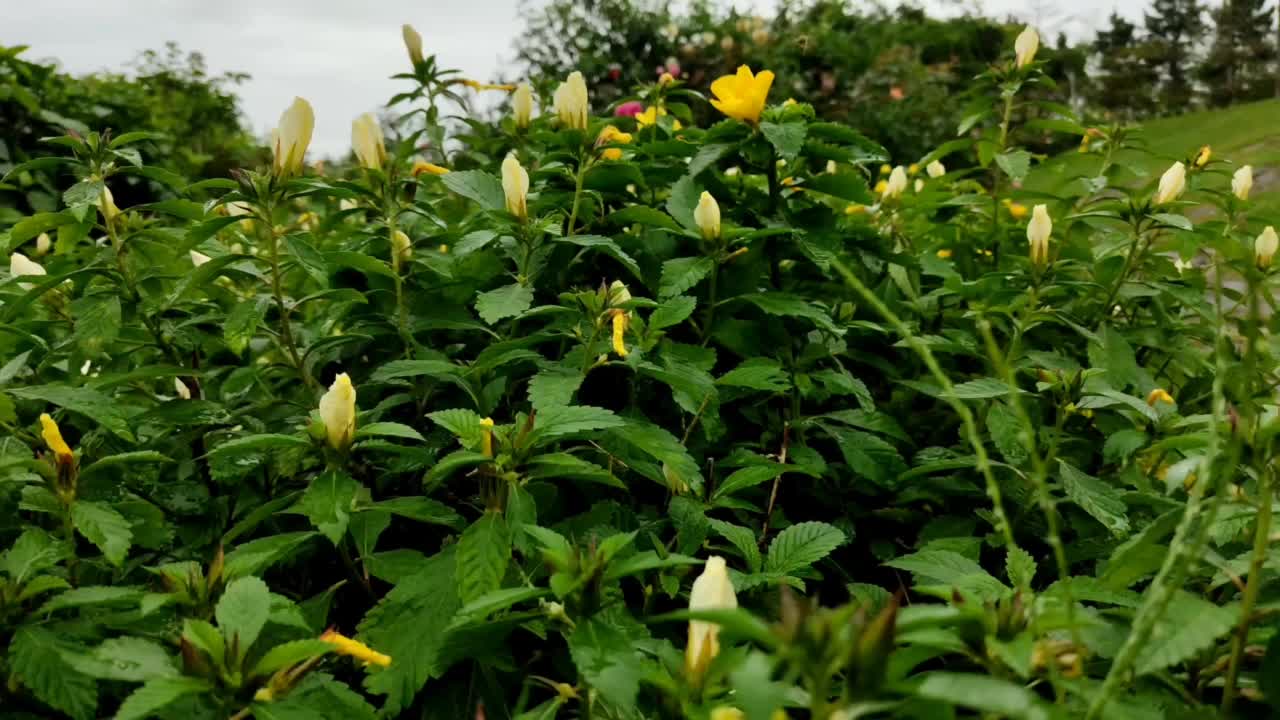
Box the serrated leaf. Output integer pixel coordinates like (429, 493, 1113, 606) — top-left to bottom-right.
(253, 672, 377, 720)
(530, 404, 625, 444)
(223, 532, 318, 580)
(356, 422, 425, 441)
(568, 617, 642, 709)
(714, 464, 787, 500)
(10, 626, 97, 720)
(1006, 546, 1036, 590)
(441, 169, 505, 210)
(987, 403, 1028, 464)
(366, 496, 464, 528)
(885, 549, 1009, 601)
(252, 639, 334, 676)
(526, 452, 623, 488)
(610, 420, 703, 494)
(665, 174, 701, 231)
(1059, 460, 1130, 537)
(557, 234, 642, 280)
(947, 377, 1015, 399)
(649, 295, 696, 331)
(225, 298, 269, 355)
(527, 366, 583, 410)
(738, 293, 839, 333)
(709, 519, 763, 573)
(659, 256, 715, 298)
(456, 512, 512, 604)
(760, 121, 807, 161)
(765, 521, 845, 575)
(71, 500, 133, 566)
(1134, 591, 1235, 676)
(804, 172, 872, 203)
(369, 359, 460, 383)
(913, 672, 1051, 720)
(298, 470, 359, 545)
(115, 677, 213, 720)
(216, 576, 271, 656)
(8, 385, 136, 441)
(475, 283, 534, 324)
(717, 359, 791, 392)
(609, 205, 682, 232)
(69, 637, 178, 682)
(995, 150, 1031, 183)
(428, 408, 485, 446)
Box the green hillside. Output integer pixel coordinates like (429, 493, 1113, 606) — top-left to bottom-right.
(1025, 98, 1280, 220)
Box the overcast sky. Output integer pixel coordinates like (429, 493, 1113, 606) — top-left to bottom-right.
(3, 1, 1144, 158)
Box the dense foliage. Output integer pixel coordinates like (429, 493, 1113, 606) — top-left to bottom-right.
(2, 21, 1280, 720)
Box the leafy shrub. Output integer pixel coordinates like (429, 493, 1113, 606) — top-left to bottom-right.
(1, 24, 1278, 720)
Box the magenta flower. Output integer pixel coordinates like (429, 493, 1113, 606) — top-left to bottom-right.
(615, 101, 645, 117)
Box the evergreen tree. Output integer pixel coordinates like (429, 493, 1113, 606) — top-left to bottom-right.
(1093, 13, 1160, 120)
(1200, 0, 1275, 105)
(1144, 0, 1207, 109)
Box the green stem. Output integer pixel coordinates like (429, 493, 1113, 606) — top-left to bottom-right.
(263, 200, 314, 389)
(1222, 464, 1273, 713)
(566, 153, 588, 237)
(387, 208, 414, 355)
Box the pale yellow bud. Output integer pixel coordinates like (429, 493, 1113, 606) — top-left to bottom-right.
(882, 166, 908, 200)
(351, 113, 386, 171)
(693, 191, 721, 240)
(272, 97, 315, 178)
(402, 24, 425, 67)
(34, 232, 51, 256)
(1233, 165, 1253, 201)
(480, 417, 495, 458)
(174, 377, 192, 400)
(9, 251, 46, 290)
(1154, 162, 1186, 205)
(926, 160, 945, 178)
(391, 230, 412, 271)
(1255, 226, 1278, 269)
(318, 373, 357, 451)
(686, 556, 737, 678)
(512, 82, 535, 128)
(98, 186, 120, 222)
(608, 279, 632, 306)
(501, 153, 529, 221)
(190, 250, 211, 267)
(1027, 204, 1051, 268)
(710, 708, 746, 720)
(1015, 26, 1039, 68)
(553, 71, 590, 130)
(914, 179, 924, 193)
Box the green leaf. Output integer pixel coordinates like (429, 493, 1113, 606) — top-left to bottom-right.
(760, 121, 807, 161)
(659, 256, 715, 298)
(253, 672, 377, 720)
(115, 677, 212, 720)
(38, 586, 143, 614)
(428, 408, 485, 445)
(216, 576, 271, 656)
(665, 174, 702, 231)
(225, 298, 269, 355)
(2, 528, 65, 583)
(649, 295, 697, 331)
(327, 250, 396, 279)
(356, 422, 425, 442)
(1059, 460, 1130, 537)
(609, 205, 682, 232)
(717, 359, 791, 392)
(366, 497, 464, 529)
(71, 500, 133, 566)
(526, 453, 624, 489)
(765, 521, 845, 575)
(223, 532, 318, 579)
(803, 172, 872, 203)
(1006, 546, 1036, 590)
(456, 587, 550, 620)
(475, 283, 534, 324)
(714, 464, 787, 500)
(709, 519, 763, 573)
(826, 426, 907, 488)
(80, 451, 172, 479)
(207, 433, 311, 462)
(252, 639, 334, 676)
(62, 178, 104, 210)
(9, 211, 76, 244)
(530, 404, 626, 444)
(456, 512, 512, 604)
(612, 420, 703, 494)
(987, 403, 1028, 464)
(885, 549, 1009, 601)
(69, 638, 177, 682)
(298, 470, 360, 545)
(1150, 212, 1193, 231)
(1134, 590, 1236, 676)
(71, 295, 120, 352)
(441, 169, 505, 211)
(8, 385, 136, 441)
(947, 377, 1015, 399)
(738, 293, 839, 334)
(423, 449, 490, 489)
(995, 150, 1031, 183)
(10, 626, 97, 720)
(568, 617, 642, 709)
(369, 358, 460, 383)
(557, 234, 642, 280)
(912, 672, 1051, 720)
(527, 365, 583, 410)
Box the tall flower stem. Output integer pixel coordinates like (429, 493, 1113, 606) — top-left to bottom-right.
(262, 198, 314, 389)
(566, 151, 588, 237)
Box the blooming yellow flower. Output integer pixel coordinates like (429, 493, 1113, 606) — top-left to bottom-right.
(596, 125, 633, 146)
(480, 417, 495, 457)
(320, 630, 391, 667)
(318, 373, 357, 451)
(694, 192, 721, 240)
(873, 179, 888, 195)
(1146, 388, 1175, 406)
(501, 154, 529, 221)
(907, 163, 920, 176)
(879, 164, 891, 176)
(709, 65, 774, 124)
(553, 71, 589, 130)
(1154, 162, 1186, 205)
(412, 161, 450, 177)
(1027, 204, 1051, 267)
(402, 25, 424, 67)
(512, 82, 535, 128)
(1232, 165, 1253, 201)
(351, 113, 386, 171)
(39, 413, 74, 465)
(600, 148, 623, 161)
(1255, 226, 1278, 269)
(686, 556, 737, 678)
(272, 97, 315, 178)
(1015, 26, 1039, 68)
(458, 79, 517, 92)
(635, 105, 682, 130)
(659, 72, 676, 86)
(611, 311, 630, 357)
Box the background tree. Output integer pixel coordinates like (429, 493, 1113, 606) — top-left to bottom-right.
(1144, 0, 1207, 110)
(1092, 12, 1159, 120)
(1200, 0, 1276, 105)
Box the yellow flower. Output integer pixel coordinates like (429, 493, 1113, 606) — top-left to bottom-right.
(553, 71, 590, 130)
(907, 163, 920, 176)
(402, 24, 424, 66)
(882, 166, 908, 200)
(1146, 388, 1175, 407)
(926, 160, 945, 178)
(391, 230, 412, 271)
(595, 125, 633, 146)
(936, 249, 952, 259)
(873, 179, 888, 195)
(318, 373, 357, 451)
(34, 232, 51, 256)
(686, 556, 737, 678)
(845, 204, 866, 215)
(1233, 165, 1253, 201)
(693, 191, 721, 240)
(501, 154, 529, 221)
(351, 113, 386, 171)
(9, 252, 46, 290)
(39, 413, 74, 465)
(635, 105, 682, 130)
(174, 378, 192, 400)
(659, 72, 676, 86)
(1255, 226, 1278, 269)
(1015, 26, 1039, 68)
(709, 65, 774, 124)
(782, 98, 796, 107)
(320, 630, 391, 667)
(512, 82, 535, 128)
(1154, 162, 1186, 205)
(1007, 202, 1029, 220)
(412, 161, 450, 176)
(1194, 145, 1211, 168)
(1026, 204, 1051, 267)
(98, 186, 120, 222)
(601, 148, 623, 161)
(480, 417, 495, 457)
(879, 164, 891, 176)
(458, 79, 517, 92)
(272, 97, 315, 178)
(611, 311, 629, 357)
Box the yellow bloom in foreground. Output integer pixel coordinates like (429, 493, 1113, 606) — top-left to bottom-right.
(1232, 165, 1253, 201)
(882, 166, 908, 200)
(694, 191, 721, 240)
(501, 154, 529, 221)
(318, 373, 357, 451)
(512, 82, 535, 128)
(39, 413, 74, 464)
(686, 556, 737, 678)
(351, 113, 386, 171)
(1255, 226, 1278, 269)
(611, 311, 630, 357)
(272, 97, 315, 178)
(553, 71, 590, 130)
(320, 630, 391, 667)
(879, 164, 891, 176)
(1154, 162, 1186, 205)
(709, 65, 774, 124)
(1015, 26, 1039, 68)
(1194, 145, 1211, 168)
(1026, 204, 1051, 267)
(480, 417, 495, 458)
(402, 24, 424, 67)
(1146, 388, 1175, 407)
(412, 161, 449, 177)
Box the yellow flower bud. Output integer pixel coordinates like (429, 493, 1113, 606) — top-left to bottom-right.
(480, 417, 495, 457)
(709, 65, 774, 124)
(686, 556, 737, 678)
(1146, 388, 1175, 407)
(1194, 145, 1211, 168)
(1015, 26, 1039, 68)
(34, 232, 51, 256)
(659, 72, 676, 86)
(1233, 165, 1253, 201)
(926, 160, 945, 178)
(595, 125, 633, 146)
(318, 373, 357, 451)
(320, 629, 391, 667)
(611, 311, 629, 357)
(1026, 204, 1051, 268)
(512, 82, 535, 128)
(882, 166, 908, 200)
(272, 97, 315, 178)
(190, 250, 211, 267)
(553, 71, 590, 130)
(174, 377, 192, 400)
(501, 153, 529, 221)
(402, 24, 425, 67)
(694, 191, 721, 240)
(351, 113, 386, 171)
(391, 230, 412, 271)
(1255, 226, 1278, 269)
(412, 161, 450, 176)
(1008, 202, 1029, 220)
(39, 413, 74, 465)
(907, 163, 920, 176)
(1154, 162, 1186, 205)
(879, 164, 891, 176)
(936, 249, 952, 259)
(9, 252, 46, 290)
(98, 186, 120, 222)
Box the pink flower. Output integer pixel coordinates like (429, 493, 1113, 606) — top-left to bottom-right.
(615, 101, 645, 117)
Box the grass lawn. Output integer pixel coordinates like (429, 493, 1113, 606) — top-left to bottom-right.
(1024, 98, 1280, 223)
